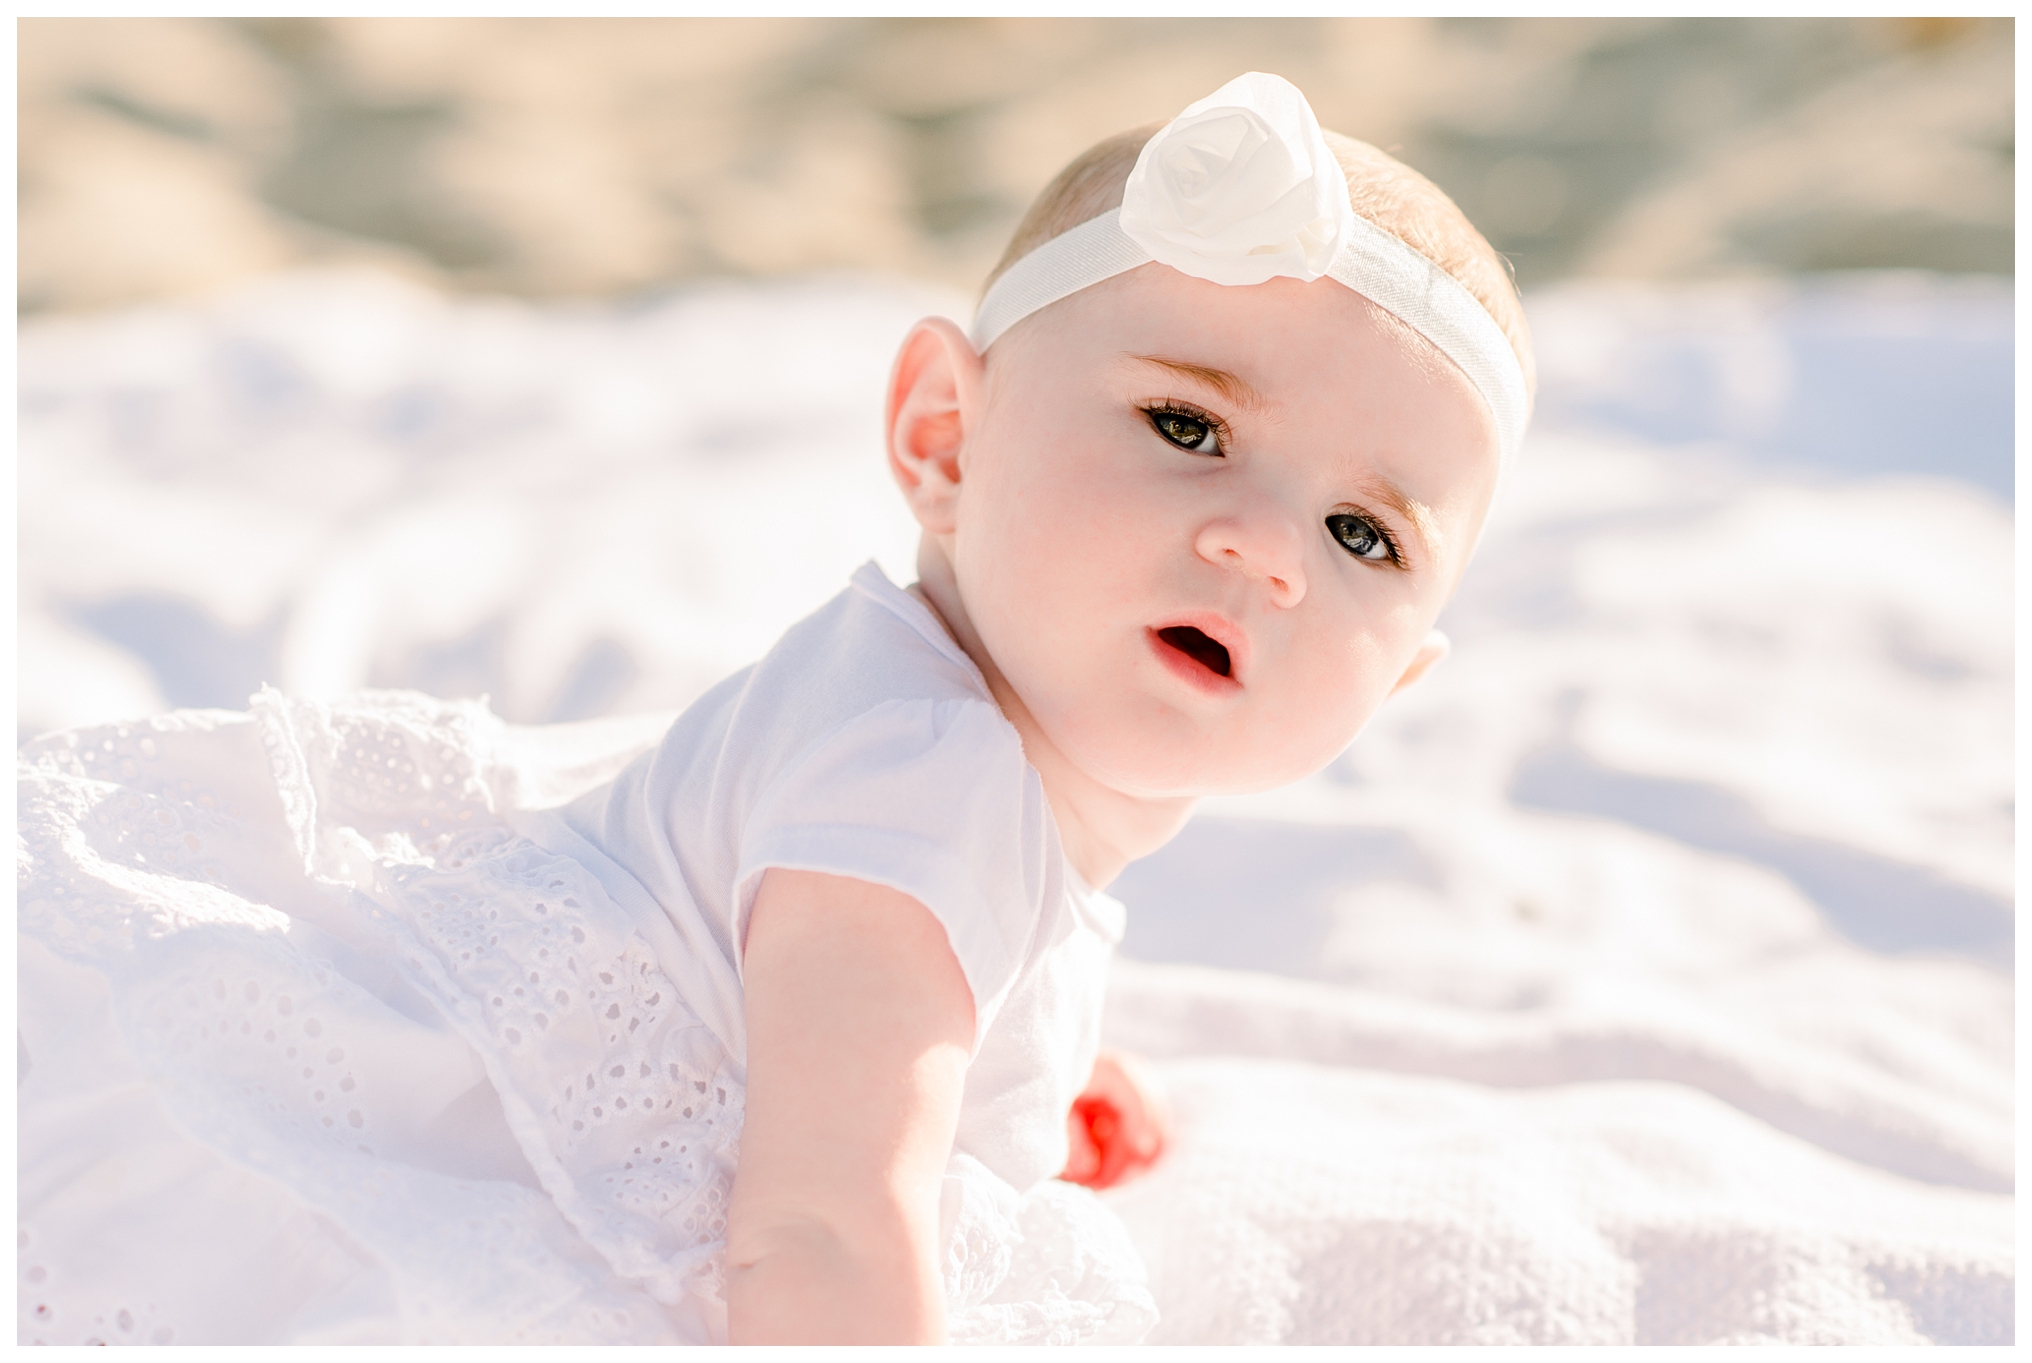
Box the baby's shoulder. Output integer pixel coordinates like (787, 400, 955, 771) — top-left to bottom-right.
(724, 562, 1000, 749)
(642, 563, 1020, 821)
(775, 561, 988, 705)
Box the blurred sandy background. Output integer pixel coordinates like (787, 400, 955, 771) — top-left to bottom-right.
(19, 16, 2013, 315)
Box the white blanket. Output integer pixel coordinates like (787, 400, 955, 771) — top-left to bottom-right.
(18, 270, 2012, 1344)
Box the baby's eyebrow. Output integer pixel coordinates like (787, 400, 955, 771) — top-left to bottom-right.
(1128, 354, 1271, 413)
(1363, 479, 1443, 561)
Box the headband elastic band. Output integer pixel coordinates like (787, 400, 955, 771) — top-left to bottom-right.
(969, 73, 1530, 463)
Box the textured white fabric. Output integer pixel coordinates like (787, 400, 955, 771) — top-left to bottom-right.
(970, 73, 1529, 462)
(15, 575, 1159, 1345)
(1101, 969, 2012, 1345)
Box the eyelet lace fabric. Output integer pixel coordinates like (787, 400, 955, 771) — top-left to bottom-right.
(17, 690, 1156, 1344)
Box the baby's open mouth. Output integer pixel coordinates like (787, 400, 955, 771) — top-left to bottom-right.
(1156, 625, 1232, 679)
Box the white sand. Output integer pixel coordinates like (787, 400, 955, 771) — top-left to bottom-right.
(16, 268, 2012, 1343)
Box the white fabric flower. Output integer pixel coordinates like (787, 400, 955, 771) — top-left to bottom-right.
(1119, 72, 1354, 287)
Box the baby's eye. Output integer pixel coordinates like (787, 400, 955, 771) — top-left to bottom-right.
(1147, 407, 1223, 456)
(1326, 512, 1395, 562)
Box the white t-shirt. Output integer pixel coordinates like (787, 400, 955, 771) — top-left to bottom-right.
(512, 561, 1124, 1192)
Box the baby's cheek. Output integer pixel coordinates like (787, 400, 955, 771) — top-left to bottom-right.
(969, 460, 1121, 591)
(980, 483, 1147, 649)
(1027, 482, 1146, 583)
(1272, 646, 1393, 769)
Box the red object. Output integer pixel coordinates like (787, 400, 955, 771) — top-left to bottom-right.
(1059, 1050, 1171, 1189)
(1061, 1091, 1162, 1190)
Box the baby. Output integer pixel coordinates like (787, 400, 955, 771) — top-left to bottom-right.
(15, 73, 1529, 1346)
(543, 70, 1529, 1343)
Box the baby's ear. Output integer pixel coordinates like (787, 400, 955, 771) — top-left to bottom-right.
(1389, 630, 1450, 695)
(885, 317, 982, 536)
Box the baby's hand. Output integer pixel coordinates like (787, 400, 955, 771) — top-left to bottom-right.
(1060, 1049, 1170, 1190)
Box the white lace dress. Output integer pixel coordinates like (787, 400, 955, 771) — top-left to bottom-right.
(16, 690, 1158, 1344)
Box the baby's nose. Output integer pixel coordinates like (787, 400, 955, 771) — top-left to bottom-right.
(1195, 510, 1307, 608)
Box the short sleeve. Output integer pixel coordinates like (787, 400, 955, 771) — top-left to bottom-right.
(730, 697, 1052, 1049)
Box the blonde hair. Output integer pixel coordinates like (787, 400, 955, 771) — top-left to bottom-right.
(984, 123, 1535, 397)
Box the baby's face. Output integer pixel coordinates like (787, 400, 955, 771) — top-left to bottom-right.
(949, 262, 1503, 798)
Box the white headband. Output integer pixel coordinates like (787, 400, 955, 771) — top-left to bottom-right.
(971, 73, 1530, 463)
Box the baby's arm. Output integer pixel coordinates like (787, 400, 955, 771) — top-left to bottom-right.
(725, 868, 973, 1344)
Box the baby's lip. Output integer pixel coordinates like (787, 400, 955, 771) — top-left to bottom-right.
(1148, 612, 1249, 692)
